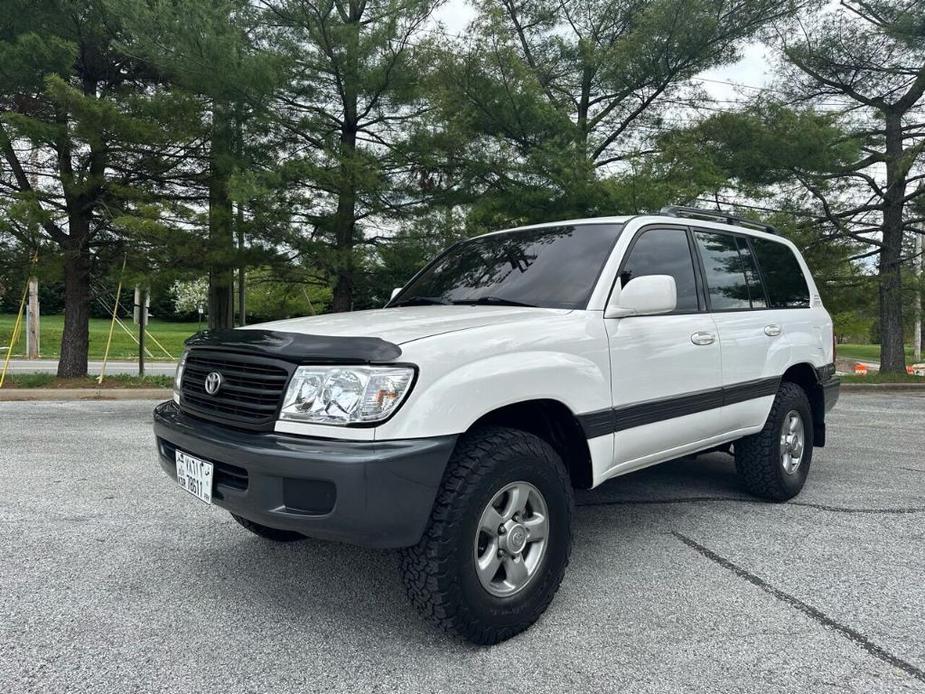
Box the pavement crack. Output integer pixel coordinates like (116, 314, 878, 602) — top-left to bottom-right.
(578, 495, 747, 507)
(791, 501, 925, 514)
(577, 496, 925, 515)
(672, 531, 925, 685)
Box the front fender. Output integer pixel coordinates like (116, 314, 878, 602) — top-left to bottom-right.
(375, 349, 611, 440)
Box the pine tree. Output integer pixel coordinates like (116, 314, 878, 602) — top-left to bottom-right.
(777, 0, 925, 373)
(0, 0, 195, 375)
(115, 0, 286, 329)
(264, 0, 442, 312)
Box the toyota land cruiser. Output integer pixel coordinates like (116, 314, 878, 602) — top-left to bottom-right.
(154, 207, 840, 644)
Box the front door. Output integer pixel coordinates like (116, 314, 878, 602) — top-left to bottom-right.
(604, 226, 724, 477)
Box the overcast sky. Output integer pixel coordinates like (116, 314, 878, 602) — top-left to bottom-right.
(431, 0, 776, 103)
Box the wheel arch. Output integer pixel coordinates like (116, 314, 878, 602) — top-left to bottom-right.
(467, 399, 594, 489)
(781, 362, 826, 447)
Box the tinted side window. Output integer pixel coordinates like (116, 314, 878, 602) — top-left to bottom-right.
(751, 238, 811, 308)
(620, 228, 699, 312)
(735, 236, 767, 309)
(694, 231, 750, 310)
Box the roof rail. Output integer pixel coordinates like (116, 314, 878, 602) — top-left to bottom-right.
(659, 205, 779, 235)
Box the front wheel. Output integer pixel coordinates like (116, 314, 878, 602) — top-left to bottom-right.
(399, 426, 573, 645)
(735, 381, 814, 501)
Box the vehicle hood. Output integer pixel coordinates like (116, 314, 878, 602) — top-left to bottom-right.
(245, 305, 566, 345)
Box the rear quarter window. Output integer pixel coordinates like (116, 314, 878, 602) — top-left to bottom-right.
(751, 238, 811, 308)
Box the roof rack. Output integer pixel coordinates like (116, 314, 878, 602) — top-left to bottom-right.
(659, 205, 779, 235)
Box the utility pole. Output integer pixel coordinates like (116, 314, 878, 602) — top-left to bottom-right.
(25, 277, 39, 359)
(134, 286, 148, 378)
(25, 149, 40, 360)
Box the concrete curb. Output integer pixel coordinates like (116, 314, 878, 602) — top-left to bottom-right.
(0, 388, 172, 402)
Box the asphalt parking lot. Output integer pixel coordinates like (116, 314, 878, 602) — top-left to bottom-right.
(2, 393, 924, 693)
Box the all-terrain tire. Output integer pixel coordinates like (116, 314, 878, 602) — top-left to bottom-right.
(230, 513, 305, 542)
(735, 381, 814, 501)
(399, 426, 573, 645)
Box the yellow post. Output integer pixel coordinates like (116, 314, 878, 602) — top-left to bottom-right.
(0, 280, 29, 389)
(97, 256, 127, 385)
(144, 329, 175, 360)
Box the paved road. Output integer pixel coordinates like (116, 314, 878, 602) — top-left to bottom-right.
(1, 394, 924, 693)
(1, 358, 177, 377)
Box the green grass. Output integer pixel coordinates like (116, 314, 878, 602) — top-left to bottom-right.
(841, 371, 925, 384)
(837, 343, 917, 363)
(0, 314, 200, 361)
(2, 373, 173, 389)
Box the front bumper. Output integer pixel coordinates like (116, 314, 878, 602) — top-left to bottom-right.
(153, 401, 457, 548)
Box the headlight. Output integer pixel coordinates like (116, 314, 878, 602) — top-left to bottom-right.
(280, 366, 415, 425)
(173, 350, 188, 398)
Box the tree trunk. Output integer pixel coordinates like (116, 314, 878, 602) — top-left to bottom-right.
(208, 103, 235, 330)
(233, 111, 246, 327)
(331, 13, 360, 315)
(331, 177, 356, 313)
(208, 268, 233, 330)
(878, 240, 905, 373)
(915, 229, 923, 362)
(57, 240, 91, 378)
(879, 114, 908, 374)
(576, 63, 592, 153)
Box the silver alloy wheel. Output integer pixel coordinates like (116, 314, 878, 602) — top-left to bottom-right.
(780, 409, 805, 474)
(473, 481, 549, 597)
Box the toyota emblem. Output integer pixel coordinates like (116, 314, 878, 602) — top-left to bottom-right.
(204, 371, 223, 395)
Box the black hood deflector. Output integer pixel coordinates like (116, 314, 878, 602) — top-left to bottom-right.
(184, 329, 402, 364)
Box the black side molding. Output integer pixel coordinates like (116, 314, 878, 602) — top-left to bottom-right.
(577, 376, 781, 439)
(184, 328, 402, 364)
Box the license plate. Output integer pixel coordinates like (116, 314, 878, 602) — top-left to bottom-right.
(175, 450, 214, 505)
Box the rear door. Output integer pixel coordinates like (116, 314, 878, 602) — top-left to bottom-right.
(605, 226, 724, 475)
(691, 229, 792, 431)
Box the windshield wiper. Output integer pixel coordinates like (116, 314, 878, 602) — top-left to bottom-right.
(451, 296, 537, 308)
(389, 296, 449, 307)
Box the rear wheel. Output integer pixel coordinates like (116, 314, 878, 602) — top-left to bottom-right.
(735, 381, 813, 501)
(399, 426, 573, 645)
(230, 513, 305, 542)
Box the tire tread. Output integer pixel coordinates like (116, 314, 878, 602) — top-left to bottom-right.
(735, 381, 813, 501)
(399, 426, 573, 644)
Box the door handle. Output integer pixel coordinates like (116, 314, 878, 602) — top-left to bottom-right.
(691, 331, 716, 346)
(764, 324, 782, 337)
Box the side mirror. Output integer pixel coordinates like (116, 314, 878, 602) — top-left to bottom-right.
(390, 287, 402, 301)
(605, 274, 677, 318)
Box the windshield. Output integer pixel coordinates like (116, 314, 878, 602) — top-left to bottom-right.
(389, 224, 623, 310)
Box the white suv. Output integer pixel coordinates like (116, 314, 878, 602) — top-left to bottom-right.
(154, 207, 840, 644)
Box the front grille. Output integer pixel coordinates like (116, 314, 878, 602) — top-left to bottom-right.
(180, 350, 292, 430)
